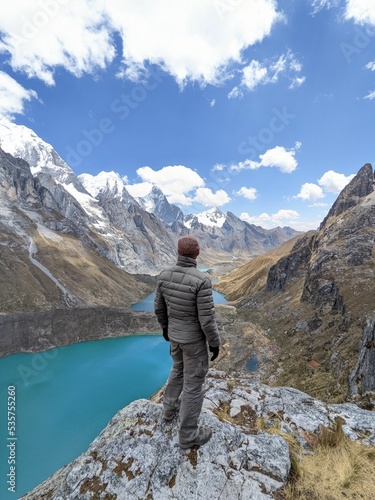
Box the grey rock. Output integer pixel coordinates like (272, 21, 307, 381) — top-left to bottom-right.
(22, 371, 375, 499)
(320, 163, 374, 229)
(22, 396, 290, 500)
(349, 315, 375, 395)
(203, 372, 375, 446)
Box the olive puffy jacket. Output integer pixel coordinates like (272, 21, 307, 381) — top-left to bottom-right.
(154, 255, 220, 347)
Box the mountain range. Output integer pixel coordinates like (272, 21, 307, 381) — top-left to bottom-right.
(216, 163, 375, 404)
(0, 116, 299, 314)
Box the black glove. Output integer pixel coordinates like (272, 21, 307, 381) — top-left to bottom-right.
(162, 327, 169, 342)
(209, 345, 219, 361)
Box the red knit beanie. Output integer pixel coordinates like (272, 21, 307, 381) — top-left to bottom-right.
(177, 236, 200, 259)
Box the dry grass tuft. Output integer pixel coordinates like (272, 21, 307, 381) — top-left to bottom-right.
(284, 421, 375, 499)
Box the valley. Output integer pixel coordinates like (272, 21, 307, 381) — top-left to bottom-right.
(1, 118, 375, 500)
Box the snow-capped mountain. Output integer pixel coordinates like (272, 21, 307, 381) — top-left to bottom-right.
(0, 116, 179, 280)
(0, 115, 82, 190)
(185, 207, 226, 228)
(0, 116, 301, 314)
(137, 185, 185, 225)
(79, 171, 131, 202)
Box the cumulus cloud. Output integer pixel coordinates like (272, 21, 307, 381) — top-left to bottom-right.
(0, 0, 282, 89)
(194, 187, 231, 207)
(231, 143, 301, 174)
(234, 186, 258, 200)
(242, 60, 268, 90)
(126, 164, 231, 208)
(135, 165, 204, 205)
(294, 169, 355, 203)
(345, 0, 375, 25)
(229, 50, 305, 95)
(125, 181, 153, 198)
(240, 209, 300, 229)
(318, 170, 355, 193)
(0, 71, 38, 117)
(295, 183, 325, 202)
(0, 1, 115, 85)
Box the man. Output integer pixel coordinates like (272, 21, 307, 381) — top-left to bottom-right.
(154, 235, 220, 449)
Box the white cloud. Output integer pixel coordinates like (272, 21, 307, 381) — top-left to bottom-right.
(364, 90, 375, 99)
(194, 187, 231, 207)
(125, 182, 153, 198)
(231, 143, 301, 174)
(318, 170, 355, 193)
(212, 163, 225, 172)
(107, 0, 282, 86)
(295, 183, 325, 202)
(230, 50, 305, 95)
(0, 0, 282, 89)
(311, 0, 340, 15)
(0, 1, 115, 85)
(242, 60, 268, 90)
(210, 99, 216, 107)
(234, 186, 258, 200)
(366, 61, 375, 70)
(227, 86, 243, 99)
(345, 0, 375, 26)
(289, 76, 306, 89)
(240, 209, 300, 229)
(135, 165, 204, 206)
(0, 71, 38, 117)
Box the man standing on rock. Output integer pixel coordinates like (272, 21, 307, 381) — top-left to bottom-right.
(154, 235, 221, 449)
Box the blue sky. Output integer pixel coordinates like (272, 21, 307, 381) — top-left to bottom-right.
(0, 0, 374, 230)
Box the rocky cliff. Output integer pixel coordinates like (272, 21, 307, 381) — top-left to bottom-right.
(22, 371, 375, 499)
(217, 163, 375, 403)
(0, 307, 160, 357)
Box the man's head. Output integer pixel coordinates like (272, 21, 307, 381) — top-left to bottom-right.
(177, 236, 200, 260)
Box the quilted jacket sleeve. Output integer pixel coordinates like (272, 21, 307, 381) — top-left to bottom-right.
(196, 277, 220, 347)
(154, 277, 168, 329)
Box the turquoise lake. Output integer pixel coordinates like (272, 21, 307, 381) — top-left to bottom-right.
(0, 287, 226, 498)
(0, 335, 171, 499)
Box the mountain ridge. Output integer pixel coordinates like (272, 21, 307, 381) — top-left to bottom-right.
(217, 163, 375, 403)
(0, 115, 300, 279)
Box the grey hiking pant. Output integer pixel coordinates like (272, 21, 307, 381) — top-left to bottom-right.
(163, 338, 209, 443)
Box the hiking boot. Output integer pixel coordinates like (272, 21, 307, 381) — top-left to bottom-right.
(163, 409, 177, 421)
(179, 426, 212, 449)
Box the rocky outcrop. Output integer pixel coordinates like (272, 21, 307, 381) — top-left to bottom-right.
(266, 231, 315, 292)
(320, 163, 374, 228)
(0, 307, 160, 357)
(22, 371, 375, 499)
(349, 315, 375, 397)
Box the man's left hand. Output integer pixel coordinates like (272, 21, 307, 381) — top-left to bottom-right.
(209, 345, 219, 361)
(162, 327, 169, 342)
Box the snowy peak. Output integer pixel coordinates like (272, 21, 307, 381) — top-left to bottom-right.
(185, 207, 226, 228)
(136, 185, 184, 224)
(79, 171, 127, 201)
(0, 115, 76, 186)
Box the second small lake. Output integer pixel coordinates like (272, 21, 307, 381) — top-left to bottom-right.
(131, 289, 227, 312)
